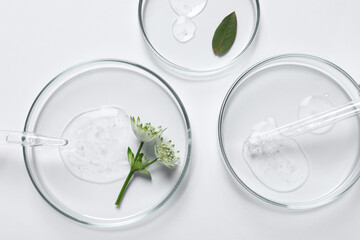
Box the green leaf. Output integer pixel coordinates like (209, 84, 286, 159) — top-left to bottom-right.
(212, 11, 237, 55)
(138, 169, 151, 178)
(138, 153, 145, 162)
(134, 153, 143, 169)
(127, 147, 134, 167)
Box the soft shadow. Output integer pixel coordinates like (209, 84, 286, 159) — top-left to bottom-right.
(140, 26, 261, 82)
(216, 142, 341, 215)
(0, 155, 7, 172)
(0, 149, 19, 173)
(83, 156, 193, 232)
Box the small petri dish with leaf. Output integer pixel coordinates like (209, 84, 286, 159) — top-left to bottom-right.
(139, 0, 260, 77)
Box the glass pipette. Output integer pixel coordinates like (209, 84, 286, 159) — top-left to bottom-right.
(246, 99, 360, 153)
(0, 131, 67, 147)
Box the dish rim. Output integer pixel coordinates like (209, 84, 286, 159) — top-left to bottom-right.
(22, 59, 192, 227)
(218, 53, 360, 209)
(138, 0, 261, 76)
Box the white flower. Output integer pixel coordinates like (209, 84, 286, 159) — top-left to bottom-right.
(155, 137, 180, 168)
(130, 116, 165, 142)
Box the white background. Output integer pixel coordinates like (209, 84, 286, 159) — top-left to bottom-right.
(1, 0, 360, 239)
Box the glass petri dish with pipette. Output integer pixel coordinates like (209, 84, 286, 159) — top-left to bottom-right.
(218, 54, 360, 209)
(138, 0, 260, 77)
(22, 59, 191, 227)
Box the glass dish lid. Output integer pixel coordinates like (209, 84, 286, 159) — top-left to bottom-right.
(218, 54, 360, 209)
(138, 0, 260, 76)
(23, 59, 191, 227)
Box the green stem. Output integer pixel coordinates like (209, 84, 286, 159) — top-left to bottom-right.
(143, 158, 158, 168)
(134, 141, 144, 162)
(115, 170, 135, 206)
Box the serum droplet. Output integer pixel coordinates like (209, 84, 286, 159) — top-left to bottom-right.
(169, 0, 207, 18)
(172, 16, 197, 43)
(243, 117, 310, 192)
(298, 95, 335, 134)
(60, 106, 138, 184)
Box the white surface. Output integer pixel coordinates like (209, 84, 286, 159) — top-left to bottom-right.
(1, 0, 360, 239)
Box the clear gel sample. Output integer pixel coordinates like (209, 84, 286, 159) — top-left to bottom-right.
(243, 117, 309, 192)
(298, 95, 335, 134)
(60, 106, 138, 184)
(169, 0, 207, 18)
(172, 16, 197, 43)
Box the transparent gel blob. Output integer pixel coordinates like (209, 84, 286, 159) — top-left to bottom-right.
(60, 106, 138, 184)
(169, 0, 207, 18)
(298, 95, 335, 134)
(172, 16, 197, 43)
(243, 117, 310, 192)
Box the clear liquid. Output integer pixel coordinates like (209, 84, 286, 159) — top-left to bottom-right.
(169, 0, 207, 18)
(172, 16, 197, 43)
(298, 94, 335, 134)
(243, 117, 310, 192)
(169, 0, 207, 43)
(60, 106, 138, 184)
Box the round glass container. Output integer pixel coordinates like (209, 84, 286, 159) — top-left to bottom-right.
(138, 0, 260, 76)
(218, 54, 360, 209)
(23, 60, 191, 227)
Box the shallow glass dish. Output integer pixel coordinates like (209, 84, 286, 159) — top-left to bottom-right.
(138, 0, 260, 76)
(23, 60, 191, 227)
(218, 54, 360, 209)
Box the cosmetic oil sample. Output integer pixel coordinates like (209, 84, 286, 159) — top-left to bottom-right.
(169, 0, 207, 43)
(169, 0, 207, 17)
(60, 106, 138, 184)
(172, 16, 197, 43)
(243, 117, 309, 192)
(298, 95, 335, 134)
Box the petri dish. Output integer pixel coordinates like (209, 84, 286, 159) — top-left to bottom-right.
(138, 0, 260, 77)
(23, 59, 191, 227)
(218, 54, 360, 209)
